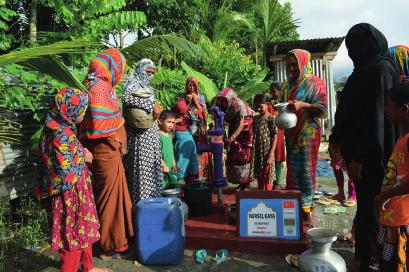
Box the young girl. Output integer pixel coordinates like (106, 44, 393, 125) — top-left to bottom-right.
(158, 110, 178, 189)
(34, 88, 109, 272)
(268, 82, 286, 190)
(374, 83, 409, 271)
(328, 91, 356, 207)
(249, 93, 278, 190)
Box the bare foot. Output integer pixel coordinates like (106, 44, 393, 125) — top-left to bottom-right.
(89, 267, 113, 272)
(337, 231, 355, 245)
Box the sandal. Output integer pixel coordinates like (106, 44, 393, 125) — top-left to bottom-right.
(343, 199, 356, 207)
(285, 254, 299, 267)
(316, 198, 332, 205)
(212, 249, 229, 264)
(195, 249, 207, 264)
(99, 249, 131, 260)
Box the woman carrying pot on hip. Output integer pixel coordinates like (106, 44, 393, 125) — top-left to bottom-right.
(123, 59, 163, 207)
(279, 49, 327, 227)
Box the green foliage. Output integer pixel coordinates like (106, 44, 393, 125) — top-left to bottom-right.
(194, 35, 258, 90)
(236, 68, 270, 99)
(21, 56, 88, 92)
(0, 2, 16, 50)
(212, 10, 254, 42)
(131, 0, 203, 36)
(122, 34, 204, 66)
(0, 64, 65, 143)
(0, 40, 98, 67)
(0, 195, 49, 270)
(151, 67, 186, 110)
(85, 11, 146, 33)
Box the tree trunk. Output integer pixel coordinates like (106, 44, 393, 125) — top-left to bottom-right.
(254, 37, 259, 71)
(29, 0, 38, 45)
(120, 31, 125, 48)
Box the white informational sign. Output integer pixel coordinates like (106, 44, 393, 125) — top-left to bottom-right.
(246, 202, 277, 237)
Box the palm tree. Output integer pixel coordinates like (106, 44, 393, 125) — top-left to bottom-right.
(258, 0, 299, 67)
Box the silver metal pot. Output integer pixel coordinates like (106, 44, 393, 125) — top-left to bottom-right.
(298, 228, 346, 272)
(274, 102, 297, 130)
(162, 188, 181, 198)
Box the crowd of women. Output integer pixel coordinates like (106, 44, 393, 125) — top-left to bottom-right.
(33, 21, 409, 272)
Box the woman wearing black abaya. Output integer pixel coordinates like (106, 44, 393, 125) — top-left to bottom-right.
(334, 23, 400, 271)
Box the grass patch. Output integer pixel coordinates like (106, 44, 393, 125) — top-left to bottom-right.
(0, 194, 49, 270)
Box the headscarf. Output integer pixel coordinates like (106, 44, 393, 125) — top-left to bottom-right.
(81, 48, 127, 139)
(217, 88, 252, 122)
(345, 23, 390, 69)
(389, 45, 409, 82)
(35, 87, 89, 199)
(286, 49, 313, 92)
(185, 76, 199, 94)
(281, 49, 327, 145)
(123, 58, 156, 98)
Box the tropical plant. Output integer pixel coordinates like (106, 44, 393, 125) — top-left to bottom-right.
(151, 67, 186, 110)
(122, 34, 204, 67)
(0, 0, 16, 50)
(258, 0, 299, 66)
(191, 34, 258, 90)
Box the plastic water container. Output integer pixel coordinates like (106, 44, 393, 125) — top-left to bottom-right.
(135, 197, 185, 265)
(183, 180, 212, 217)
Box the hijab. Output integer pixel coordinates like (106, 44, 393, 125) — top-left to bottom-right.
(345, 23, 391, 69)
(81, 48, 127, 139)
(35, 87, 89, 199)
(123, 58, 156, 99)
(389, 45, 409, 82)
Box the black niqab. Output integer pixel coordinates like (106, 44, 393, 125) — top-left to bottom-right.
(345, 23, 389, 68)
(334, 23, 400, 165)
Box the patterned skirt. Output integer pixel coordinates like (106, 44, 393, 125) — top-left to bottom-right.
(377, 224, 409, 272)
(125, 123, 163, 206)
(50, 172, 100, 251)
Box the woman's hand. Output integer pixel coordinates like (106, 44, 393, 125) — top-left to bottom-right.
(287, 100, 304, 112)
(172, 164, 179, 173)
(84, 148, 93, 163)
(266, 156, 275, 166)
(119, 142, 128, 156)
(153, 105, 162, 119)
(163, 164, 169, 173)
(224, 138, 232, 148)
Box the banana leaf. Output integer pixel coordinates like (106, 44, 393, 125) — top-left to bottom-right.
(236, 68, 270, 99)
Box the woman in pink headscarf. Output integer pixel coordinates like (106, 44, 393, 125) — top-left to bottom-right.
(215, 88, 254, 189)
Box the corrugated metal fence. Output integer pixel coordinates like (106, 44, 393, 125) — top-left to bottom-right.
(272, 58, 336, 138)
(0, 110, 40, 199)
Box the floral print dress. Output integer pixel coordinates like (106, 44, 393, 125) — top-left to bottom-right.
(35, 87, 100, 251)
(249, 115, 278, 183)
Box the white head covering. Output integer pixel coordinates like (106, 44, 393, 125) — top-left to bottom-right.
(123, 58, 156, 98)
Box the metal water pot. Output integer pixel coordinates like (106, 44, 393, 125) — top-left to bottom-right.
(274, 102, 297, 130)
(299, 228, 346, 272)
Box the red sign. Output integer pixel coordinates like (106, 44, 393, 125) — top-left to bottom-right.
(283, 201, 295, 209)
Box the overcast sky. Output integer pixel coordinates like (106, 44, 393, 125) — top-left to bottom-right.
(287, 0, 409, 80)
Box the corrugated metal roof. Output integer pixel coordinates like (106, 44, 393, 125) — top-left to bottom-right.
(266, 37, 345, 56)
